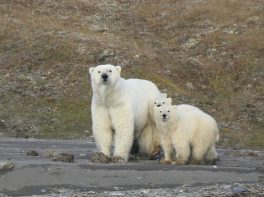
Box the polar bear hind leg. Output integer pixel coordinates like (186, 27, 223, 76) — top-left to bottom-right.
(174, 141, 190, 165)
(191, 141, 209, 165)
(149, 125, 162, 160)
(137, 121, 153, 155)
(204, 145, 218, 164)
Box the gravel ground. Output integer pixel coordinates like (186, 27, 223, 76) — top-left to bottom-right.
(14, 183, 264, 197)
(0, 138, 263, 196)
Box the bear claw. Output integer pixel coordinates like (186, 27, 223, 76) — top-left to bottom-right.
(111, 156, 126, 163)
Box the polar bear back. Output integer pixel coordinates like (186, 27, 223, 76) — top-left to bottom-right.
(174, 110, 219, 145)
(122, 78, 161, 130)
(176, 104, 202, 113)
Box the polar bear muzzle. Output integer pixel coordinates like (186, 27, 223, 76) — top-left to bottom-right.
(162, 113, 169, 121)
(101, 73, 108, 82)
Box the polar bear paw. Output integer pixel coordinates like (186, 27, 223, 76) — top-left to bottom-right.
(111, 156, 126, 163)
(91, 152, 111, 163)
(204, 158, 219, 165)
(160, 159, 172, 165)
(148, 145, 162, 160)
(174, 159, 188, 165)
(189, 159, 202, 165)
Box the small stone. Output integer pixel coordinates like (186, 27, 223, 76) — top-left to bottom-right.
(141, 189, 150, 194)
(26, 150, 39, 156)
(232, 185, 249, 194)
(40, 188, 46, 193)
(186, 82, 194, 89)
(109, 191, 124, 196)
(43, 150, 59, 158)
(0, 119, 6, 125)
(135, 54, 140, 58)
(0, 161, 15, 170)
(247, 152, 259, 157)
(222, 185, 231, 190)
(51, 153, 74, 163)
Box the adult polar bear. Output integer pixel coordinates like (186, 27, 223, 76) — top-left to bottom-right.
(89, 64, 162, 162)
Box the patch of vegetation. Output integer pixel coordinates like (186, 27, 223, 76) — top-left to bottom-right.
(38, 98, 91, 139)
(0, 0, 263, 150)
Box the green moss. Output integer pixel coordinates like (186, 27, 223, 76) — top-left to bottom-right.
(246, 134, 264, 150)
(38, 98, 91, 139)
(30, 36, 77, 63)
(123, 66, 185, 94)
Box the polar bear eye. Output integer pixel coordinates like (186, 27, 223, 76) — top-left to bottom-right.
(163, 102, 165, 104)
(98, 71, 101, 74)
(168, 110, 170, 112)
(109, 70, 112, 73)
(160, 111, 162, 113)
(154, 102, 156, 104)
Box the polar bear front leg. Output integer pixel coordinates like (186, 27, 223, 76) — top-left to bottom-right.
(91, 105, 113, 157)
(160, 134, 173, 163)
(110, 106, 134, 162)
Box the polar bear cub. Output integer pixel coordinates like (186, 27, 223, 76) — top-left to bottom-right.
(154, 104, 219, 164)
(150, 95, 201, 113)
(89, 64, 162, 162)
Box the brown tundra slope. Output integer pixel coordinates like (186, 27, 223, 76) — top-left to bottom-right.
(0, 0, 263, 149)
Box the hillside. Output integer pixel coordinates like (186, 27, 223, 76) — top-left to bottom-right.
(0, 0, 263, 149)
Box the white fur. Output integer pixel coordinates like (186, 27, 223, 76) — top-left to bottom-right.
(147, 97, 201, 157)
(176, 104, 202, 113)
(139, 93, 170, 155)
(89, 64, 161, 161)
(152, 94, 171, 107)
(150, 94, 201, 114)
(154, 104, 219, 164)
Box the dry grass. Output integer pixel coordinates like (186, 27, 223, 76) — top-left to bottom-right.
(0, 0, 263, 149)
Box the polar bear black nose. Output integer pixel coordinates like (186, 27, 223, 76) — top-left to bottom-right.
(102, 74, 108, 81)
(157, 104, 161, 107)
(162, 114, 166, 119)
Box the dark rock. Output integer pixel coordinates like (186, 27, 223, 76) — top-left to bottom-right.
(26, 150, 39, 156)
(51, 153, 74, 163)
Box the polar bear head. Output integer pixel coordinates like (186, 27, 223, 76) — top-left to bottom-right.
(153, 95, 172, 108)
(154, 104, 176, 122)
(89, 64, 121, 86)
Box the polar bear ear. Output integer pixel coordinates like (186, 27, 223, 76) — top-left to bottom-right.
(167, 98, 172, 105)
(161, 93, 167, 98)
(115, 66, 121, 74)
(89, 67, 95, 75)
